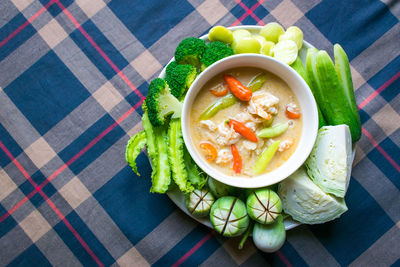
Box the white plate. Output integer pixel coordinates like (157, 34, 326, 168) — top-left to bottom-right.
(157, 25, 314, 231)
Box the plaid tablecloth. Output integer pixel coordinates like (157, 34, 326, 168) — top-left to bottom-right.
(0, 0, 399, 266)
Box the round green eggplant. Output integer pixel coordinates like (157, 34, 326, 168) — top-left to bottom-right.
(210, 196, 249, 237)
(246, 188, 282, 224)
(185, 188, 215, 217)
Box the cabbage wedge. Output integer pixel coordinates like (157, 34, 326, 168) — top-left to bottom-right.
(305, 125, 352, 198)
(278, 168, 347, 224)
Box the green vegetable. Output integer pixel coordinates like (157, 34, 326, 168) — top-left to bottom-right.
(306, 48, 327, 128)
(248, 73, 268, 92)
(232, 29, 251, 49)
(201, 41, 234, 69)
(208, 26, 234, 44)
(142, 108, 157, 158)
(145, 78, 182, 127)
(259, 22, 285, 43)
(252, 216, 286, 253)
(290, 57, 308, 84)
(165, 61, 197, 99)
(253, 141, 280, 174)
(207, 177, 237, 198)
(272, 40, 298, 65)
(199, 94, 237, 120)
(278, 168, 348, 224)
(305, 125, 352, 198)
(168, 119, 194, 193)
(238, 221, 254, 249)
(246, 189, 282, 224)
(151, 127, 171, 193)
(125, 131, 146, 176)
(279, 26, 303, 50)
(210, 196, 249, 237)
(260, 41, 274, 56)
(253, 34, 266, 45)
(257, 123, 289, 138)
(262, 116, 274, 128)
(315, 50, 361, 142)
(174, 37, 206, 66)
(233, 37, 261, 54)
(334, 44, 361, 142)
(184, 146, 207, 189)
(186, 188, 215, 217)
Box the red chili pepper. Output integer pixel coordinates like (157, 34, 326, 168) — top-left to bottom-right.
(199, 142, 218, 162)
(223, 74, 252, 101)
(209, 83, 228, 97)
(231, 144, 242, 174)
(285, 106, 301, 119)
(229, 119, 258, 142)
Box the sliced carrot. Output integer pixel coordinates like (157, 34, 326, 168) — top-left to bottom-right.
(229, 119, 258, 142)
(285, 106, 301, 119)
(199, 142, 218, 162)
(223, 74, 252, 101)
(231, 144, 242, 174)
(209, 83, 228, 97)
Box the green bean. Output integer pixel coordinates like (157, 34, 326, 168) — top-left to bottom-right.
(248, 73, 268, 92)
(253, 141, 280, 174)
(199, 94, 238, 120)
(258, 123, 289, 138)
(262, 117, 274, 128)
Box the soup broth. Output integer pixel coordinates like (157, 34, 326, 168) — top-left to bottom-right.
(190, 67, 302, 177)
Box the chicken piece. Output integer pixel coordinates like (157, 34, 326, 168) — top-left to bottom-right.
(278, 137, 294, 152)
(215, 122, 241, 146)
(216, 148, 233, 164)
(255, 139, 265, 155)
(245, 121, 257, 131)
(242, 140, 257, 151)
(248, 90, 279, 120)
(200, 120, 217, 131)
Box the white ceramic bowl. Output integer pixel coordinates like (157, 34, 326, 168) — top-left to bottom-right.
(181, 54, 318, 188)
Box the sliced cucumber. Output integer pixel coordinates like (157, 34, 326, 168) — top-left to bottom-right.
(272, 40, 298, 65)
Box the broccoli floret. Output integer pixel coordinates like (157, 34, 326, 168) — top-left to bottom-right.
(166, 61, 197, 99)
(175, 37, 206, 66)
(201, 41, 234, 69)
(145, 78, 182, 127)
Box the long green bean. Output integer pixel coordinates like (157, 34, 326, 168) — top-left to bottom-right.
(248, 73, 268, 92)
(253, 141, 280, 174)
(199, 94, 237, 120)
(257, 123, 289, 138)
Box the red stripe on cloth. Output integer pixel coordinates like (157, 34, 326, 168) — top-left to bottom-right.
(0, 99, 143, 223)
(362, 127, 400, 172)
(236, 1, 265, 26)
(171, 231, 214, 267)
(231, 0, 265, 27)
(0, 141, 104, 267)
(0, 0, 55, 48)
(276, 250, 293, 267)
(358, 71, 400, 110)
(52, 0, 144, 99)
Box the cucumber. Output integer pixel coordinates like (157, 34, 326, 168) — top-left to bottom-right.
(304, 49, 326, 128)
(290, 57, 309, 84)
(315, 51, 360, 142)
(334, 44, 361, 141)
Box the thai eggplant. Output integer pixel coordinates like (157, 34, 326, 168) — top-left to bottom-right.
(185, 188, 215, 217)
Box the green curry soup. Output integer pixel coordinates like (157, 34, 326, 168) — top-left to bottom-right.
(190, 67, 303, 177)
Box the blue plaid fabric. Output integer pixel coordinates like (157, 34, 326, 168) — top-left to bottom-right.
(0, 0, 399, 266)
